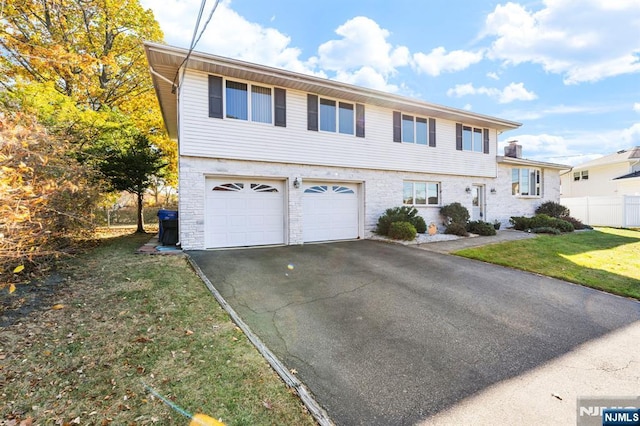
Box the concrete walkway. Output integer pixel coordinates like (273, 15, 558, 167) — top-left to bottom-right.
(417, 229, 538, 253)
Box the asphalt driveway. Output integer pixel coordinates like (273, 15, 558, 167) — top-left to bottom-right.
(188, 240, 640, 425)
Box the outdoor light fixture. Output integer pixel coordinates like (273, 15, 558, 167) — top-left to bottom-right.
(465, 187, 471, 193)
(490, 188, 497, 194)
(293, 177, 301, 189)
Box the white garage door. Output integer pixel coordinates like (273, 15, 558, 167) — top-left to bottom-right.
(302, 182, 359, 243)
(205, 179, 285, 248)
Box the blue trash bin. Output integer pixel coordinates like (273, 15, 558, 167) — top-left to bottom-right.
(157, 209, 178, 241)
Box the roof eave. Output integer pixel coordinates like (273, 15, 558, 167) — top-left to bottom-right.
(144, 41, 522, 141)
(497, 156, 572, 170)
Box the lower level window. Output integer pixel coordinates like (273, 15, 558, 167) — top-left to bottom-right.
(512, 168, 541, 196)
(403, 181, 440, 205)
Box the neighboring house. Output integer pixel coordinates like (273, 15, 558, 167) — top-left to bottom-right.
(560, 147, 640, 197)
(144, 42, 568, 250)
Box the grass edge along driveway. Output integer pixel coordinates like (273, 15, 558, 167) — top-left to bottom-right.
(454, 227, 640, 300)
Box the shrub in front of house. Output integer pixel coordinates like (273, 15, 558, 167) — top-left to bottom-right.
(444, 222, 469, 237)
(467, 220, 497, 236)
(376, 206, 427, 235)
(388, 221, 417, 240)
(563, 215, 591, 230)
(439, 202, 470, 226)
(531, 227, 562, 235)
(510, 214, 574, 233)
(535, 201, 570, 218)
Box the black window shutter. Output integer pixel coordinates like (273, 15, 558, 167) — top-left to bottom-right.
(274, 88, 286, 127)
(428, 118, 436, 147)
(393, 111, 401, 142)
(356, 104, 365, 138)
(483, 128, 490, 154)
(307, 94, 318, 131)
(455, 123, 463, 150)
(208, 75, 223, 119)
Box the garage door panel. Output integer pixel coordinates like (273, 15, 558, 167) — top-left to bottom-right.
(205, 179, 284, 248)
(303, 182, 359, 243)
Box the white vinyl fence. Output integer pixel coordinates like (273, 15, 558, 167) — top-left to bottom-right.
(561, 196, 640, 227)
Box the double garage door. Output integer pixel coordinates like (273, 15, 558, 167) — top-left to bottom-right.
(204, 178, 359, 248)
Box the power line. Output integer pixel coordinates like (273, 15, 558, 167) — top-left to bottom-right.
(171, 0, 220, 93)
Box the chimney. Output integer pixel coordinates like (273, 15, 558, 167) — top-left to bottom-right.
(504, 140, 522, 158)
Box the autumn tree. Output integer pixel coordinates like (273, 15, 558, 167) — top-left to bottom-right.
(0, 0, 177, 184)
(98, 133, 167, 233)
(0, 109, 104, 290)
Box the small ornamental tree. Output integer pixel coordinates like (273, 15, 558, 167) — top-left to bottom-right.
(99, 134, 167, 233)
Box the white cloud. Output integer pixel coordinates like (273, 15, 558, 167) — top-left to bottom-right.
(501, 123, 640, 165)
(447, 82, 537, 104)
(634, 103, 640, 113)
(141, 0, 321, 76)
(482, 0, 640, 84)
(412, 47, 484, 76)
(316, 16, 411, 92)
(487, 72, 500, 80)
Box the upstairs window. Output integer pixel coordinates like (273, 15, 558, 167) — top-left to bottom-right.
(512, 168, 541, 197)
(208, 75, 286, 127)
(581, 170, 589, 180)
(456, 123, 489, 154)
(573, 172, 580, 181)
(393, 112, 436, 146)
(308, 94, 365, 137)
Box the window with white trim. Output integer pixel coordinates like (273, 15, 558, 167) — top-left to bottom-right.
(573, 172, 580, 181)
(225, 80, 273, 123)
(393, 112, 435, 146)
(463, 126, 483, 152)
(208, 75, 287, 127)
(403, 181, 440, 205)
(581, 170, 589, 180)
(512, 168, 541, 196)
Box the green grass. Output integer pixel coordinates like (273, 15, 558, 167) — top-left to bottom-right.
(1, 230, 315, 425)
(454, 227, 640, 299)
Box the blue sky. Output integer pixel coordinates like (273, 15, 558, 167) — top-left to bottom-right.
(141, 0, 640, 166)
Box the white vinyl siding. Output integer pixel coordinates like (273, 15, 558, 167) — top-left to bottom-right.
(180, 70, 498, 178)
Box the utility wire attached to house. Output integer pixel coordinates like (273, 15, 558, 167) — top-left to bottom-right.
(171, 0, 221, 93)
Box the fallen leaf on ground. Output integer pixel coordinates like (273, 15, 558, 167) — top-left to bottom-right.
(51, 304, 64, 310)
(262, 400, 272, 410)
(290, 369, 298, 375)
(9, 284, 16, 293)
(185, 329, 194, 335)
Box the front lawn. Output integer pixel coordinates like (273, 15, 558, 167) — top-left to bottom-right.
(0, 230, 315, 425)
(454, 227, 640, 299)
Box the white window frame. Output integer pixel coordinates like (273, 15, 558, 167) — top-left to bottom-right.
(318, 96, 355, 135)
(462, 125, 483, 152)
(400, 114, 429, 145)
(224, 78, 274, 125)
(581, 170, 589, 180)
(512, 168, 541, 197)
(403, 181, 440, 206)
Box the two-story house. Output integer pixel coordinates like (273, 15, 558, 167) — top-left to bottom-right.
(144, 42, 568, 250)
(560, 147, 640, 197)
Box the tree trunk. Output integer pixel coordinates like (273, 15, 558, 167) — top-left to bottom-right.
(136, 192, 145, 233)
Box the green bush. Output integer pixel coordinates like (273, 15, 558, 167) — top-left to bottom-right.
(535, 201, 570, 218)
(531, 227, 561, 235)
(444, 222, 469, 237)
(440, 202, 469, 226)
(564, 216, 591, 230)
(510, 216, 531, 231)
(389, 221, 417, 240)
(376, 206, 426, 235)
(510, 214, 574, 232)
(467, 220, 497, 236)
